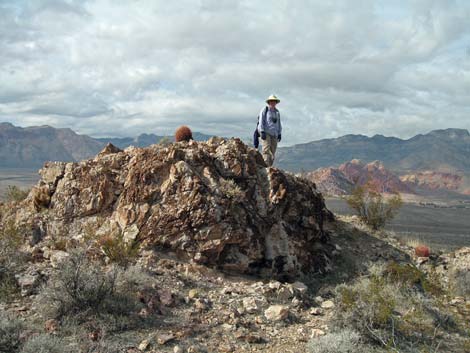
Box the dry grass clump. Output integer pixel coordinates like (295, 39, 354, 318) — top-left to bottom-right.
(334, 262, 457, 352)
(397, 234, 433, 255)
(20, 334, 65, 353)
(307, 328, 380, 353)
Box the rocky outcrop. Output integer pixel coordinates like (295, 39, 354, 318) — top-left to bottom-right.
(301, 167, 354, 196)
(400, 171, 466, 193)
(338, 159, 413, 193)
(303, 159, 413, 196)
(5, 138, 333, 279)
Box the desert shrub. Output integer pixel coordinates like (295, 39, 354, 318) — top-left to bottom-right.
(82, 223, 140, 267)
(385, 262, 445, 297)
(97, 232, 140, 267)
(219, 178, 243, 200)
(334, 263, 454, 352)
(346, 185, 402, 230)
(0, 313, 23, 353)
(5, 185, 29, 203)
(0, 220, 23, 258)
(0, 220, 25, 301)
(20, 334, 66, 353)
(307, 328, 380, 353)
(38, 250, 141, 323)
(116, 264, 156, 293)
(0, 270, 19, 302)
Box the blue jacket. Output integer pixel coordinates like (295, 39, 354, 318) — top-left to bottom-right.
(258, 106, 281, 137)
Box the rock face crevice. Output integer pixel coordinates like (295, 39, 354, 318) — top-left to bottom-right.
(10, 138, 333, 279)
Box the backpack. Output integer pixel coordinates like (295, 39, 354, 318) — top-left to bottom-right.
(253, 106, 268, 148)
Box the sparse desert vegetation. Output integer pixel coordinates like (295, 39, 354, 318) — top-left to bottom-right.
(307, 328, 379, 353)
(1, 213, 469, 352)
(19, 334, 65, 353)
(346, 184, 403, 230)
(0, 220, 26, 302)
(37, 250, 138, 323)
(1, 141, 470, 352)
(0, 312, 24, 353)
(5, 185, 30, 203)
(333, 262, 457, 352)
(327, 197, 470, 251)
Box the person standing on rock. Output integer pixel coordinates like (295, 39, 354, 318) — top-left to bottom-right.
(258, 94, 282, 167)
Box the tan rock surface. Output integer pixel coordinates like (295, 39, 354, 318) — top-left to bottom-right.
(4, 137, 333, 279)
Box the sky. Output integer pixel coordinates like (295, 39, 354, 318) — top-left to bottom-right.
(1, 0, 470, 146)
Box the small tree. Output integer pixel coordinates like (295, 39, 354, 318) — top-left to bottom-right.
(346, 184, 402, 230)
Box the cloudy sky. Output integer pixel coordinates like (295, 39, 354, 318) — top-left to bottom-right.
(1, 0, 470, 145)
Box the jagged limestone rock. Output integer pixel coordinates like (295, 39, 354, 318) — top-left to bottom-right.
(4, 138, 333, 278)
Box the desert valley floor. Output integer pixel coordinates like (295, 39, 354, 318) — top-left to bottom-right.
(326, 197, 470, 251)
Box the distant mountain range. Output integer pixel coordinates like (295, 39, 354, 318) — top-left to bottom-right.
(0, 122, 213, 168)
(2, 122, 470, 175)
(0, 122, 102, 168)
(277, 128, 470, 173)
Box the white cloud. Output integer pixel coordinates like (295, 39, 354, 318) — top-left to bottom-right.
(0, 0, 470, 145)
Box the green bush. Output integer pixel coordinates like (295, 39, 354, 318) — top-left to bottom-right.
(346, 185, 402, 230)
(334, 263, 455, 352)
(385, 262, 445, 297)
(5, 185, 29, 203)
(307, 328, 380, 353)
(0, 313, 23, 353)
(38, 250, 140, 323)
(20, 335, 66, 353)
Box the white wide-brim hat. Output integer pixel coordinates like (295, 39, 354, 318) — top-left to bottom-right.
(266, 94, 280, 103)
